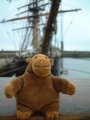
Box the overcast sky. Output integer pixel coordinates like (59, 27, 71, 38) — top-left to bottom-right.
(0, 0, 90, 51)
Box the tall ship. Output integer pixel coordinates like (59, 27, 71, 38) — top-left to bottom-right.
(0, 0, 81, 77)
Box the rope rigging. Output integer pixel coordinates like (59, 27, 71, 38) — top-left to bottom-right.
(2, 23, 17, 50)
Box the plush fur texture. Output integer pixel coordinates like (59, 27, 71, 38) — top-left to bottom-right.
(5, 54, 75, 120)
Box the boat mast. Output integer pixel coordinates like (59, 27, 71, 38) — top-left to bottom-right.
(41, 0, 81, 55)
(41, 0, 61, 55)
(32, 0, 39, 50)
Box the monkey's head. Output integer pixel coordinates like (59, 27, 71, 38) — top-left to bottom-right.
(26, 54, 53, 77)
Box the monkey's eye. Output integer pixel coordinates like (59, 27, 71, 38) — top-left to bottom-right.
(34, 56, 38, 59)
(45, 56, 48, 59)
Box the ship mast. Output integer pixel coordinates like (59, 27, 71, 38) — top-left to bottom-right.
(41, 0, 61, 54)
(32, 0, 39, 50)
(20, 0, 40, 52)
(41, 0, 81, 55)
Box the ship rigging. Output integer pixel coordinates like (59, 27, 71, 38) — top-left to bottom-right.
(0, 0, 81, 77)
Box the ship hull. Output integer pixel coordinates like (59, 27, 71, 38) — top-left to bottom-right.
(0, 56, 62, 77)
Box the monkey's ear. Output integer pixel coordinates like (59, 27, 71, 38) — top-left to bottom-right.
(26, 57, 31, 64)
(50, 59, 54, 66)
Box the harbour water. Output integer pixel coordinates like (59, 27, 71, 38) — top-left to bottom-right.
(60, 58, 90, 113)
(0, 58, 90, 115)
(62, 58, 90, 79)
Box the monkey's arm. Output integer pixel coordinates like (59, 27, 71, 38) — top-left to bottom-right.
(5, 75, 24, 98)
(52, 76, 75, 95)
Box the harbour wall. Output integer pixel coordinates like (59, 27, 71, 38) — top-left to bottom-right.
(62, 51, 90, 58)
(0, 50, 90, 58)
(0, 51, 17, 58)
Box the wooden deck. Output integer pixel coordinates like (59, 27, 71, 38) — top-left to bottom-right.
(0, 77, 90, 119)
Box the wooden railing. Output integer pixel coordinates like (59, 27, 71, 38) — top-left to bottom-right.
(0, 113, 90, 120)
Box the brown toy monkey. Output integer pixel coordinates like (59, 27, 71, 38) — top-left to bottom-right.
(5, 54, 75, 120)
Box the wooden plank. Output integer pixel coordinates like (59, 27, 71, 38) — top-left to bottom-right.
(0, 113, 90, 120)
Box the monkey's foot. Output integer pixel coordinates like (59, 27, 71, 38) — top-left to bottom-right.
(17, 110, 32, 120)
(45, 111, 59, 120)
